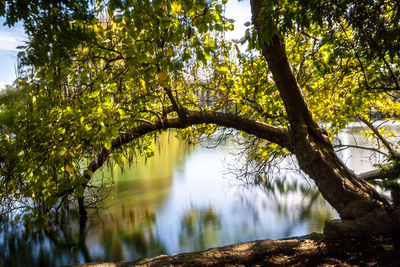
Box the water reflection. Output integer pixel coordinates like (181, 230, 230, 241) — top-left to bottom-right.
(0, 219, 84, 266)
(1, 131, 338, 266)
(179, 207, 221, 251)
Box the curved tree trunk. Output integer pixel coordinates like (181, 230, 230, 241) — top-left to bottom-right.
(250, 0, 399, 237)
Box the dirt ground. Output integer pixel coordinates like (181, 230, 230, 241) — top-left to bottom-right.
(69, 233, 400, 266)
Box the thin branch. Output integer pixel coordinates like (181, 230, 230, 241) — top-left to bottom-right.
(366, 33, 400, 90)
(359, 116, 397, 156)
(339, 23, 370, 89)
(334, 144, 388, 156)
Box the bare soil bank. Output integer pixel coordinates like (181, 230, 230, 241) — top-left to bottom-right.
(68, 233, 400, 266)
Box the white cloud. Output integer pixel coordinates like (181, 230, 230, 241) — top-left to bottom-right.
(0, 31, 26, 51)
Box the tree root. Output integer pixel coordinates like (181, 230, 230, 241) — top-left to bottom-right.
(324, 208, 400, 238)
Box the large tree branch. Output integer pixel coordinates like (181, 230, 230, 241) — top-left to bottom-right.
(357, 167, 400, 181)
(250, 0, 330, 147)
(249, 1, 313, 129)
(356, 170, 383, 181)
(87, 110, 291, 181)
(58, 110, 291, 198)
(185, 110, 290, 149)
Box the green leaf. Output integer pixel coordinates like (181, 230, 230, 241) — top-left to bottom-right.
(74, 185, 84, 198)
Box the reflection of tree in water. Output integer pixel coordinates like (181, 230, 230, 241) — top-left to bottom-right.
(264, 175, 335, 235)
(0, 201, 168, 266)
(0, 207, 168, 266)
(225, 136, 335, 235)
(0, 217, 87, 267)
(179, 207, 221, 251)
(83, 132, 188, 261)
(76, 205, 168, 263)
(0, 132, 188, 266)
(84, 204, 167, 262)
(231, 171, 335, 237)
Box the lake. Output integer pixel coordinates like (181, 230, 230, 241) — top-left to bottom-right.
(0, 122, 397, 266)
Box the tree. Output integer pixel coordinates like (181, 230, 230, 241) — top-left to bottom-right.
(249, 0, 400, 236)
(1, 0, 400, 237)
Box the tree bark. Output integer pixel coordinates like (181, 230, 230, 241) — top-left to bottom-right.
(78, 196, 87, 228)
(250, 0, 399, 236)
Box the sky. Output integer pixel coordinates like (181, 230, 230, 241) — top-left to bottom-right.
(0, 0, 251, 90)
(0, 17, 26, 89)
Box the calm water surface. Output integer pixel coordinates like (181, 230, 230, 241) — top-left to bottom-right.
(1, 123, 396, 266)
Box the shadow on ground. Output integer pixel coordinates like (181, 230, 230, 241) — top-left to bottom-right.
(68, 233, 400, 266)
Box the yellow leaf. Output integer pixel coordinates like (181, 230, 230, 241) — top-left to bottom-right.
(157, 72, 168, 82)
(166, 47, 174, 57)
(65, 164, 74, 174)
(218, 66, 228, 74)
(140, 79, 146, 89)
(59, 147, 67, 157)
(171, 2, 182, 14)
(104, 140, 112, 150)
